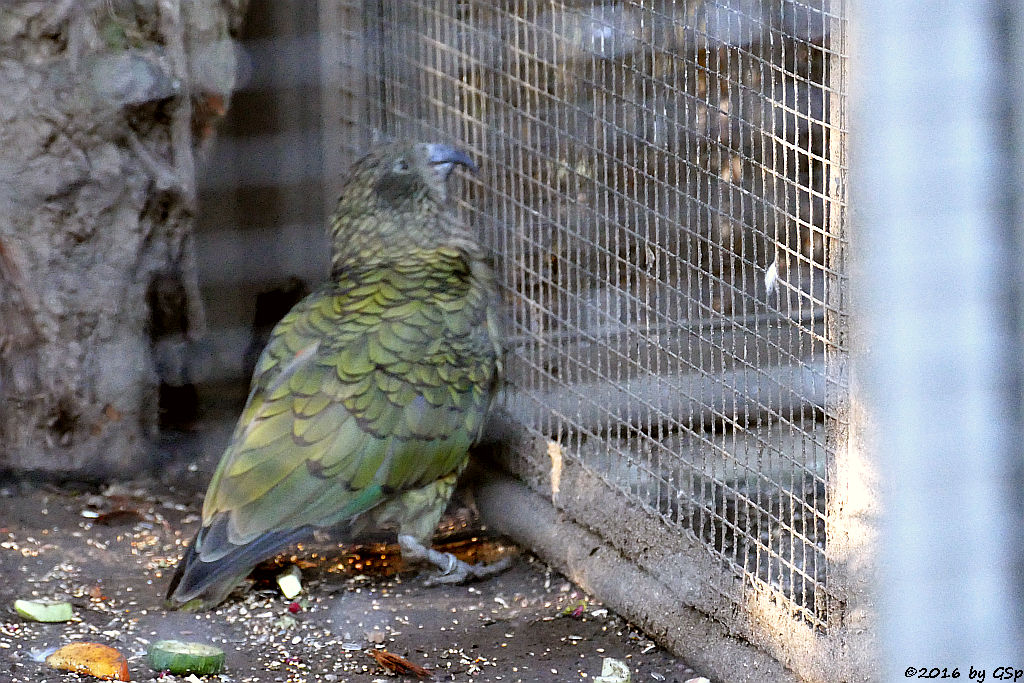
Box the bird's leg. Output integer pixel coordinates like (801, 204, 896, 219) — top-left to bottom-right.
(398, 534, 512, 585)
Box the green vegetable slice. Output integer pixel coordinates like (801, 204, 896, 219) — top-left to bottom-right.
(148, 639, 225, 675)
(13, 599, 74, 622)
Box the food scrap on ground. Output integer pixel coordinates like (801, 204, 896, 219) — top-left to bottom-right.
(147, 639, 225, 676)
(1, 480, 702, 681)
(13, 599, 74, 623)
(276, 565, 303, 600)
(593, 656, 632, 683)
(44, 642, 130, 681)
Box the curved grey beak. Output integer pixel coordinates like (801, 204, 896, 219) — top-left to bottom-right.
(425, 143, 478, 178)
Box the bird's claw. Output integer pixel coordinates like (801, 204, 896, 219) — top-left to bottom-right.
(398, 534, 513, 585)
(423, 555, 513, 586)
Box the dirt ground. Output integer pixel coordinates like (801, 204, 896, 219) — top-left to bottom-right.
(0, 478, 704, 683)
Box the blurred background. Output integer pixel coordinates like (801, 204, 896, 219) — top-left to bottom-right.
(2, 1, 1022, 680)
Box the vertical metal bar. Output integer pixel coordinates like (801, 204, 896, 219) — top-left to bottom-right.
(364, 0, 386, 138)
(319, 0, 366, 215)
(266, 0, 324, 227)
(823, 0, 852, 627)
(994, 0, 1024, 646)
(854, 0, 1024, 671)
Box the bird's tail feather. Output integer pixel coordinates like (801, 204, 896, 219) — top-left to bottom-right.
(166, 515, 312, 610)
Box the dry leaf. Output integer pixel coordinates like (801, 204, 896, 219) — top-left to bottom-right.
(93, 508, 144, 525)
(367, 649, 432, 679)
(46, 642, 130, 681)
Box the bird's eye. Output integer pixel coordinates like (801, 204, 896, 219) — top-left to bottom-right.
(393, 158, 409, 172)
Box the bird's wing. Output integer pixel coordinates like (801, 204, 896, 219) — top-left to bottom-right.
(198, 264, 498, 558)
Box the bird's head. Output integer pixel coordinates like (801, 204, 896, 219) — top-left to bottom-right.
(328, 141, 480, 269)
(340, 141, 477, 213)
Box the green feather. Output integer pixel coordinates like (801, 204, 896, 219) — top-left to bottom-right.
(168, 140, 503, 610)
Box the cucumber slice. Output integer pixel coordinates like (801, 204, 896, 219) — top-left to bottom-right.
(13, 598, 74, 622)
(148, 639, 225, 675)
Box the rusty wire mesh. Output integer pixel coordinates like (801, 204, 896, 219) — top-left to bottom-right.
(326, 0, 848, 658)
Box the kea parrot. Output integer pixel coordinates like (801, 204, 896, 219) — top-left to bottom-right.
(166, 141, 505, 610)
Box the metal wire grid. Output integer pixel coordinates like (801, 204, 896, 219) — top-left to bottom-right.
(352, 0, 846, 635)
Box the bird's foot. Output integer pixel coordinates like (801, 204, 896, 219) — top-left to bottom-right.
(423, 555, 513, 585)
(398, 534, 513, 585)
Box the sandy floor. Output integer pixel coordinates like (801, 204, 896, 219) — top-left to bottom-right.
(0, 479, 703, 682)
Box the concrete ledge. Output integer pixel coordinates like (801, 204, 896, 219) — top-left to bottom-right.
(475, 469, 799, 683)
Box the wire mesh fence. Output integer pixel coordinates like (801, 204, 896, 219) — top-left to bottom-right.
(317, 0, 850, 675)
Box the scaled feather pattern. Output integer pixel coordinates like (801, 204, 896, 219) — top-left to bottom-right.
(166, 142, 502, 609)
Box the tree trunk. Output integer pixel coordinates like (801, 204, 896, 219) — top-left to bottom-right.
(0, 0, 248, 479)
